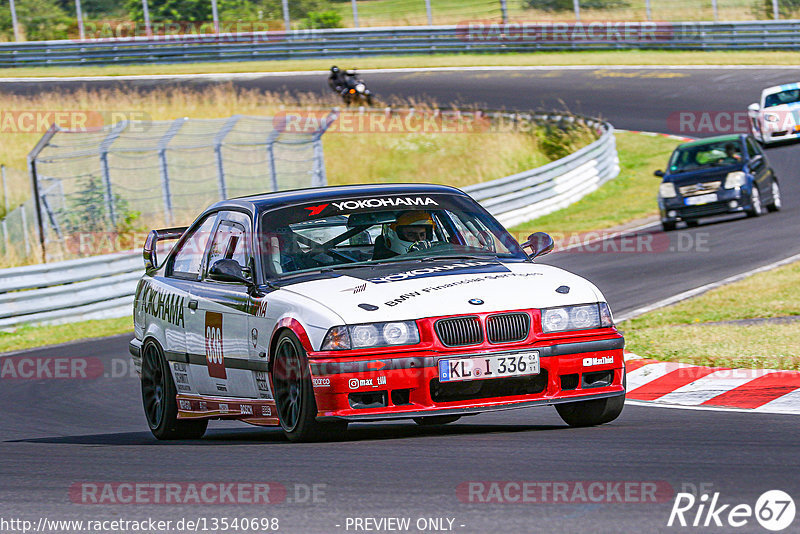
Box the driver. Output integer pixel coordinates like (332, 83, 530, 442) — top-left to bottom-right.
(724, 143, 742, 162)
(373, 211, 436, 260)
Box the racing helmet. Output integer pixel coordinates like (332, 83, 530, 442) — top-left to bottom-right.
(330, 66, 340, 74)
(385, 211, 436, 255)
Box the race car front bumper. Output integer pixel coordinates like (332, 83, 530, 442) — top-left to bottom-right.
(309, 336, 625, 422)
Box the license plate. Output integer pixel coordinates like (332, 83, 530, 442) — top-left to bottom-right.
(438, 352, 540, 383)
(684, 193, 717, 206)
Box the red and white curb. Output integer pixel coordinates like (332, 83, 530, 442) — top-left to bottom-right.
(624, 353, 800, 415)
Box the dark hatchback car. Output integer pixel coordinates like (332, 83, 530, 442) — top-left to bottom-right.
(655, 134, 782, 231)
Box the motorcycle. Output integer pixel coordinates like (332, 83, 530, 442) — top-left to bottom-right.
(330, 69, 373, 107)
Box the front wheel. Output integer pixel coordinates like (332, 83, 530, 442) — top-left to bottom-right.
(661, 221, 676, 232)
(555, 394, 625, 427)
(141, 340, 207, 440)
(767, 180, 782, 212)
(272, 331, 347, 442)
(747, 187, 763, 217)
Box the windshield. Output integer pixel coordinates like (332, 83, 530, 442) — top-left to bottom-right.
(668, 140, 744, 173)
(764, 89, 800, 108)
(259, 193, 527, 278)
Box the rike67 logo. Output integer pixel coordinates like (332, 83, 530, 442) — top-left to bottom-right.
(205, 312, 226, 379)
(668, 490, 796, 531)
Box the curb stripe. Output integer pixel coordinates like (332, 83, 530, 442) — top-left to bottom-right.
(628, 365, 719, 401)
(623, 353, 800, 415)
(700, 371, 800, 409)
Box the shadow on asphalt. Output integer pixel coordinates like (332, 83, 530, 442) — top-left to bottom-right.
(6, 422, 571, 446)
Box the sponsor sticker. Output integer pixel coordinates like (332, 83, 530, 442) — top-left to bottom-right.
(204, 312, 226, 379)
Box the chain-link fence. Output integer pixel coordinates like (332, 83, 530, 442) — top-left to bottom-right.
(23, 112, 335, 262)
(0, 166, 37, 265)
(3, 1, 797, 43)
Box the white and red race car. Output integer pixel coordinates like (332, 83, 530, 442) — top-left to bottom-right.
(129, 184, 625, 442)
(748, 82, 800, 145)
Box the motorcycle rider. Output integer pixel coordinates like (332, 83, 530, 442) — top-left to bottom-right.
(328, 66, 347, 92)
(373, 211, 437, 260)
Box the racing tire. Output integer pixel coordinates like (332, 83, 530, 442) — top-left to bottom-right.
(141, 340, 208, 440)
(661, 221, 676, 232)
(413, 415, 461, 426)
(555, 393, 625, 428)
(272, 331, 347, 442)
(767, 180, 782, 212)
(747, 187, 763, 218)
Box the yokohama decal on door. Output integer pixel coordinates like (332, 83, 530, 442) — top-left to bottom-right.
(205, 312, 226, 379)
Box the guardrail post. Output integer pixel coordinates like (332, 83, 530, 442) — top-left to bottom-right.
(157, 117, 186, 226)
(213, 115, 240, 201)
(711, 0, 718, 22)
(211, 0, 219, 34)
(425, 0, 433, 25)
(773, 0, 780, 20)
(20, 203, 30, 257)
(645, 0, 651, 21)
(9, 0, 20, 42)
(1, 165, 9, 254)
(500, 0, 508, 24)
(75, 0, 86, 40)
(351, 0, 360, 28)
(266, 130, 280, 192)
(281, 0, 291, 31)
(142, 0, 152, 36)
(98, 121, 128, 230)
(573, 0, 580, 22)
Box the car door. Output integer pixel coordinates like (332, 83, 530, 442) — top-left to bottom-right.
(746, 136, 770, 196)
(186, 209, 259, 399)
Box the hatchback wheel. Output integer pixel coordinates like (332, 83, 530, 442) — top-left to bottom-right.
(747, 187, 762, 217)
(767, 180, 782, 212)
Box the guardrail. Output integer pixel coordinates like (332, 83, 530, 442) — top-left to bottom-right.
(2, 21, 800, 67)
(0, 114, 618, 328)
(465, 116, 617, 229)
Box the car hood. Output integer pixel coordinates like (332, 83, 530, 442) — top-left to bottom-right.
(278, 260, 605, 325)
(665, 164, 741, 185)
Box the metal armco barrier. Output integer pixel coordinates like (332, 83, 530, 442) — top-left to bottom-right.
(0, 115, 618, 328)
(3, 20, 800, 67)
(465, 117, 618, 229)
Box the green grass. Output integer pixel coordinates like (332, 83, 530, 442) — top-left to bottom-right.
(621, 260, 800, 370)
(3, 50, 800, 78)
(0, 316, 133, 354)
(510, 130, 678, 237)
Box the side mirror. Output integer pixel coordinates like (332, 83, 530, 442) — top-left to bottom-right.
(143, 230, 158, 272)
(654, 170, 665, 178)
(521, 232, 554, 260)
(209, 259, 251, 285)
(747, 103, 760, 112)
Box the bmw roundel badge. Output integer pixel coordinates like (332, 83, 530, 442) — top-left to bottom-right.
(468, 298, 484, 305)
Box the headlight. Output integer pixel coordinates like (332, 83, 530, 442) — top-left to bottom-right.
(724, 171, 746, 189)
(764, 113, 779, 123)
(321, 321, 420, 351)
(659, 182, 677, 198)
(355, 83, 366, 93)
(541, 303, 614, 333)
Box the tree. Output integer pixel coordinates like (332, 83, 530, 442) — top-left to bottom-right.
(0, 0, 71, 41)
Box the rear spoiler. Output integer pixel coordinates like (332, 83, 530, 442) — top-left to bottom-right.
(143, 226, 188, 272)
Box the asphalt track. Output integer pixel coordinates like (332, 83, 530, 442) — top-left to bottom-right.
(1, 67, 800, 533)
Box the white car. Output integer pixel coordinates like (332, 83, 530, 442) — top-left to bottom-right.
(748, 82, 800, 145)
(129, 184, 626, 442)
